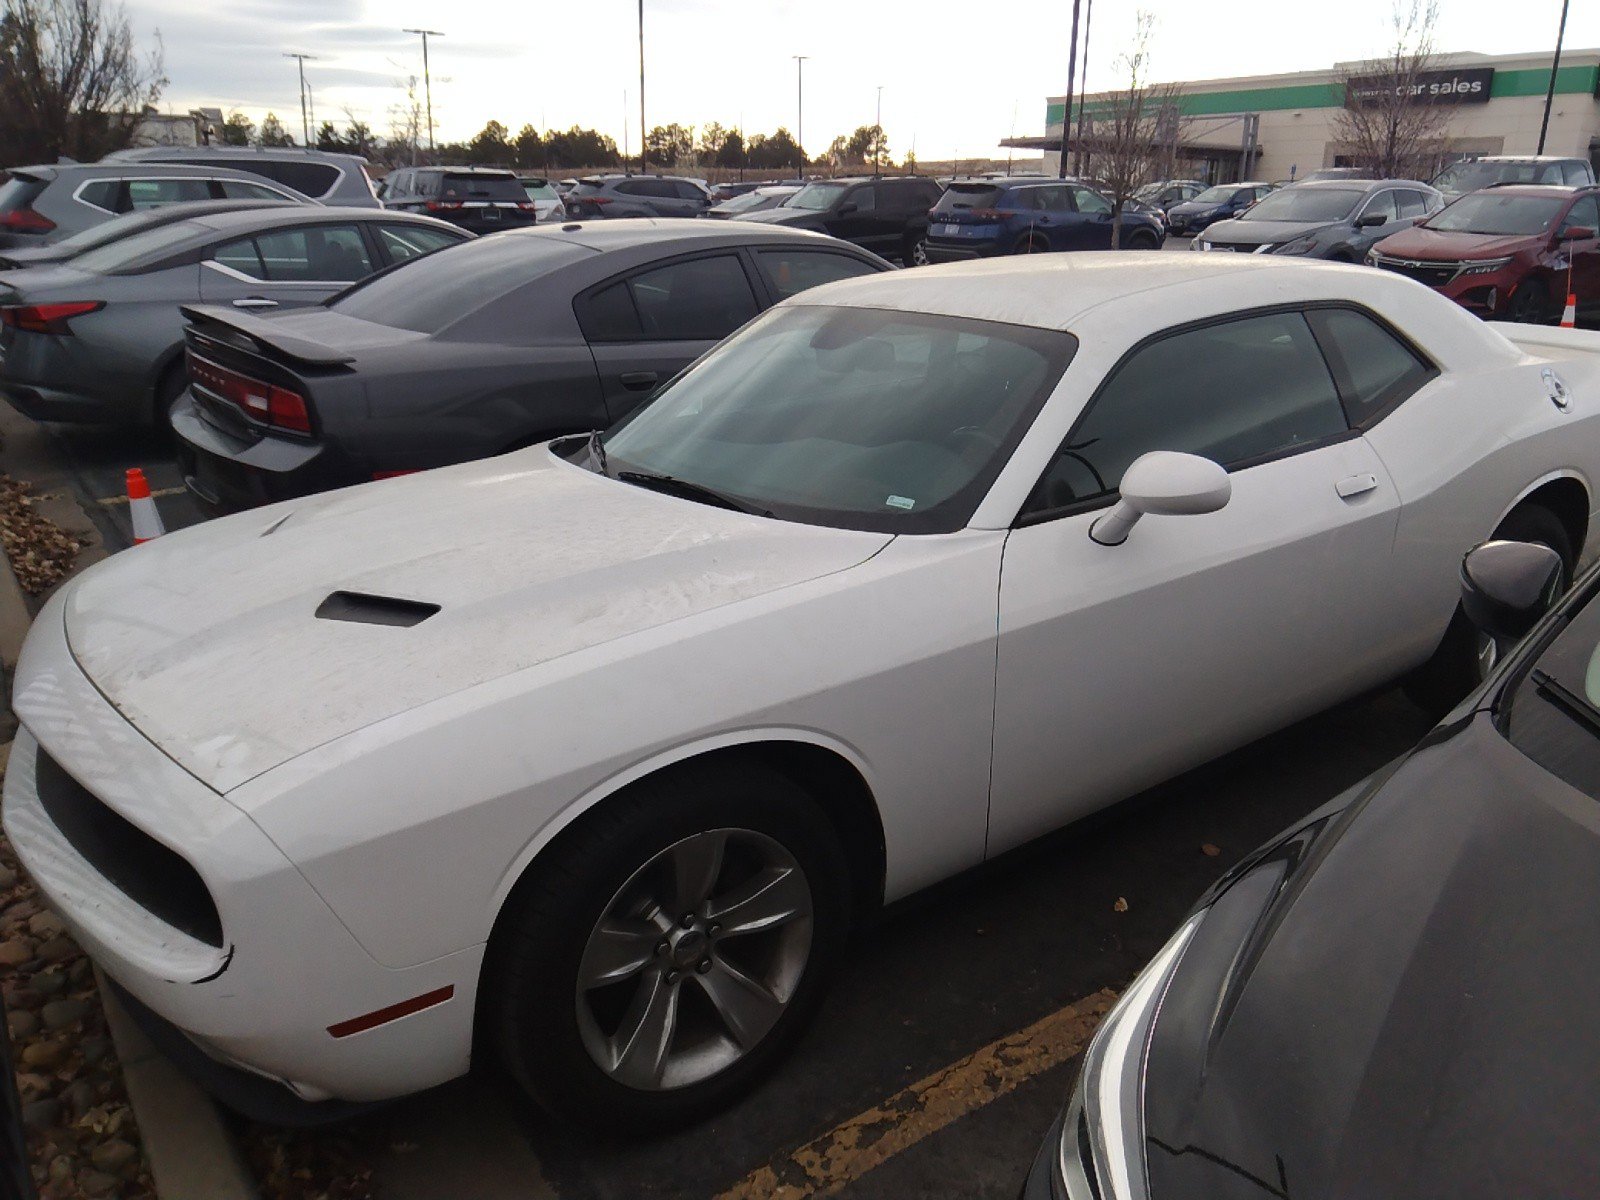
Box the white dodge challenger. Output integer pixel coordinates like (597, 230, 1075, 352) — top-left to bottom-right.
(6, 254, 1599, 1128)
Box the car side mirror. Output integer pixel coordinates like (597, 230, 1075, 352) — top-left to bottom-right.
(1560, 224, 1596, 241)
(838, 202, 858, 215)
(1459, 539, 1563, 643)
(1357, 211, 1389, 227)
(1090, 451, 1232, 546)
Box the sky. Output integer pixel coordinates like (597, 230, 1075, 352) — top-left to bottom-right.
(128, 0, 1600, 162)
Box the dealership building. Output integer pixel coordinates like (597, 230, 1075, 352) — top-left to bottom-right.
(1019, 48, 1600, 183)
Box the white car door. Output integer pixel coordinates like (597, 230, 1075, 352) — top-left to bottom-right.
(987, 307, 1411, 856)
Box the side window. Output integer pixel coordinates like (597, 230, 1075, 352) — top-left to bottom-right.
(1071, 187, 1111, 215)
(1026, 312, 1346, 512)
(755, 250, 880, 300)
(627, 255, 759, 340)
(1036, 185, 1073, 212)
(210, 238, 267, 280)
(252, 225, 374, 282)
(1362, 191, 1401, 222)
(1306, 308, 1434, 426)
(126, 178, 211, 210)
(377, 224, 461, 264)
(1396, 190, 1432, 219)
(1563, 162, 1593, 186)
(76, 180, 120, 212)
(1005, 188, 1043, 212)
(218, 179, 290, 201)
(614, 180, 646, 197)
(1562, 196, 1600, 235)
(1536, 163, 1565, 184)
(847, 186, 875, 213)
(673, 181, 704, 201)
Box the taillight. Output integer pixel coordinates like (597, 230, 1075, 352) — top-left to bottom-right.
(186, 352, 312, 435)
(425, 199, 464, 212)
(0, 208, 55, 234)
(0, 301, 103, 335)
(970, 208, 1008, 221)
(517, 202, 537, 212)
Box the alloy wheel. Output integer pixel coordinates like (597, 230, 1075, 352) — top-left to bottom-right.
(574, 828, 813, 1092)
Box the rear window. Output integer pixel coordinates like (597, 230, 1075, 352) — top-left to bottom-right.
(522, 181, 558, 201)
(568, 179, 607, 197)
(0, 177, 46, 215)
(331, 234, 585, 334)
(254, 161, 340, 198)
(440, 173, 525, 201)
(934, 185, 1003, 214)
(69, 218, 208, 274)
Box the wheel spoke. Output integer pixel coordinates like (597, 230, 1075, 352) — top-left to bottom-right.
(670, 831, 727, 913)
(609, 972, 680, 1089)
(577, 918, 661, 990)
(706, 866, 810, 938)
(693, 958, 785, 1050)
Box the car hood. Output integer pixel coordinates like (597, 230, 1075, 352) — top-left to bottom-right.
(1143, 713, 1600, 1198)
(62, 449, 892, 793)
(1203, 218, 1338, 246)
(1373, 225, 1536, 260)
(734, 208, 822, 226)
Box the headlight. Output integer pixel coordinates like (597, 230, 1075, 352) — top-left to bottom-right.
(1058, 912, 1204, 1200)
(1366, 249, 1381, 265)
(1270, 235, 1320, 256)
(1457, 256, 1514, 276)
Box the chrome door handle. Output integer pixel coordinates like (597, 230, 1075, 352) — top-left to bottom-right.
(1336, 473, 1379, 499)
(232, 297, 278, 310)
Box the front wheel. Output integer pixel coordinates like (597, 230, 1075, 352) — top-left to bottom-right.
(1124, 231, 1161, 250)
(483, 758, 851, 1131)
(903, 233, 928, 267)
(1507, 279, 1551, 325)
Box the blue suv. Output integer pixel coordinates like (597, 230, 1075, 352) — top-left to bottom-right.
(925, 179, 1165, 261)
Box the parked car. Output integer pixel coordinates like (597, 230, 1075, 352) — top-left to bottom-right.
(1132, 179, 1206, 214)
(173, 220, 891, 512)
(704, 185, 800, 219)
(11, 255, 1600, 1131)
(707, 180, 803, 204)
(555, 178, 580, 196)
(0, 198, 304, 271)
(381, 167, 540, 234)
(1164, 182, 1275, 236)
(0, 162, 312, 249)
(1431, 154, 1596, 201)
(1369, 184, 1600, 323)
(517, 177, 566, 223)
(103, 146, 381, 208)
(563, 174, 714, 219)
(735, 175, 946, 265)
(1023, 535, 1600, 1200)
(1298, 165, 1375, 182)
(0, 207, 468, 426)
(926, 178, 1164, 261)
(1193, 178, 1442, 259)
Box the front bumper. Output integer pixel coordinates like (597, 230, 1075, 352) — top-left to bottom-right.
(1, 589, 481, 1109)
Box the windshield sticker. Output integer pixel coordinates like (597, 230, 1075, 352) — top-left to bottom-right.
(885, 495, 916, 511)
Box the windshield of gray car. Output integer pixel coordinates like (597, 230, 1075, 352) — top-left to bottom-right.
(783, 182, 850, 211)
(68, 218, 212, 274)
(1425, 194, 1564, 236)
(594, 305, 1077, 534)
(1240, 188, 1363, 223)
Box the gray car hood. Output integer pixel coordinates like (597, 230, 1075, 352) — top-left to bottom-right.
(1203, 218, 1339, 247)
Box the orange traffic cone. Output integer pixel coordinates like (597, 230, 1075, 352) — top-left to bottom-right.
(126, 468, 164, 544)
(1561, 292, 1578, 328)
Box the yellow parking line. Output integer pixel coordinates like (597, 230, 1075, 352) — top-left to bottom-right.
(715, 988, 1117, 1200)
(97, 486, 186, 506)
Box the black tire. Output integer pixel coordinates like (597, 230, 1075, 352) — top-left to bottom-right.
(1404, 504, 1573, 715)
(153, 362, 188, 430)
(1012, 234, 1047, 255)
(1124, 231, 1161, 250)
(1507, 278, 1551, 325)
(482, 756, 851, 1131)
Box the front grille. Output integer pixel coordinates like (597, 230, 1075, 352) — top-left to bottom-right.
(1372, 256, 1459, 287)
(35, 749, 224, 947)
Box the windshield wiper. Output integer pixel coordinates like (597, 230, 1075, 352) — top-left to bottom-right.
(1531, 668, 1600, 737)
(616, 470, 772, 517)
(587, 429, 610, 478)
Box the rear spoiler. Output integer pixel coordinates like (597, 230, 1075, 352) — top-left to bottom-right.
(180, 304, 356, 366)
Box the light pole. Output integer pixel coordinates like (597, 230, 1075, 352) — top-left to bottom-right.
(638, 0, 647, 172)
(875, 85, 883, 174)
(1537, 0, 1571, 155)
(794, 55, 808, 177)
(1058, 0, 1082, 179)
(1073, 0, 1093, 177)
(283, 52, 316, 145)
(403, 29, 444, 154)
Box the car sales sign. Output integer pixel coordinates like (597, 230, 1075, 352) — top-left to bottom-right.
(1346, 67, 1494, 107)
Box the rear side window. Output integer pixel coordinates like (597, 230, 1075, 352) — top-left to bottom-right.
(126, 178, 212, 210)
(76, 180, 121, 212)
(376, 224, 461, 264)
(1071, 187, 1111, 215)
(1034, 185, 1074, 213)
(755, 250, 880, 299)
(1563, 161, 1594, 186)
(255, 161, 340, 198)
(252, 225, 374, 282)
(1307, 308, 1434, 425)
(1026, 312, 1346, 512)
(1396, 190, 1433, 219)
(219, 179, 290, 201)
(582, 255, 759, 342)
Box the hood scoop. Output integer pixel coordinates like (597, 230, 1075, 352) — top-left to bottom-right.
(314, 591, 440, 628)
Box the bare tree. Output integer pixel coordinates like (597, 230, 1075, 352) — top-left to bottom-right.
(1091, 12, 1182, 248)
(1333, 1, 1449, 179)
(0, 0, 165, 165)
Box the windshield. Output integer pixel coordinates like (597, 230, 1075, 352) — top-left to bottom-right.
(597, 305, 1077, 534)
(1240, 187, 1363, 223)
(714, 190, 775, 213)
(69, 218, 209, 274)
(1425, 193, 1564, 236)
(783, 182, 850, 211)
(1505, 582, 1600, 796)
(1191, 185, 1235, 205)
(1432, 160, 1565, 193)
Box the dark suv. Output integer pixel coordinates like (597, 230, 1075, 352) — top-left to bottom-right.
(926, 178, 1165, 260)
(1431, 155, 1596, 201)
(563, 175, 713, 219)
(733, 175, 945, 265)
(381, 167, 538, 234)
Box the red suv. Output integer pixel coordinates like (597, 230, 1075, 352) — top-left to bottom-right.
(1368, 184, 1599, 324)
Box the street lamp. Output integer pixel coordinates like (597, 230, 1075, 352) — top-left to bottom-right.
(1537, 0, 1571, 155)
(402, 28, 444, 154)
(283, 52, 317, 146)
(1058, 0, 1082, 179)
(875, 85, 883, 174)
(793, 56, 809, 177)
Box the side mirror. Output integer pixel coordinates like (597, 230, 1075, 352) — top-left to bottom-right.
(838, 202, 859, 215)
(1357, 211, 1389, 228)
(1090, 451, 1231, 546)
(1560, 224, 1596, 241)
(1459, 539, 1563, 643)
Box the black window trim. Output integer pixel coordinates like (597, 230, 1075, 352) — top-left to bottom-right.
(572, 248, 766, 344)
(1014, 299, 1433, 528)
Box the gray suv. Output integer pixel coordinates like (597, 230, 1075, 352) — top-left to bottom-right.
(102, 146, 381, 208)
(1194, 178, 1443, 260)
(564, 175, 713, 219)
(0, 162, 313, 249)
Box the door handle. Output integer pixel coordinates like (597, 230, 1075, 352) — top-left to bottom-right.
(1336, 473, 1379, 499)
(232, 297, 278, 310)
(619, 371, 658, 391)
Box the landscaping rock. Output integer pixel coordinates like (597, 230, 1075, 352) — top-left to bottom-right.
(63, 1078, 94, 1115)
(6, 1008, 36, 1039)
(80, 1169, 121, 1196)
(20, 1099, 59, 1130)
(32, 969, 66, 996)
(26, 910, 63, 939)
(90, 1138, 140, 1173)
(79, 1034, 111, 1065)
(34, 934, 75, 962)
(0, 863, 15, 889)
(41, 996, 87, 1028)
(69, 956, 93, 983)
(0, 935, 31, 966)
(20, 1038, 67, 1069)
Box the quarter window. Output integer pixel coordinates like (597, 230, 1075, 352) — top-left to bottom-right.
(1072, 187, 1112, 215)
(1026, 311, 1347, 512)
(252, 225, 374, 282)
(580, 255, 760, 342)
(1307, 308, 1434, 425)
(377, 224, 461, 264)
(755, 250, 880, 299)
